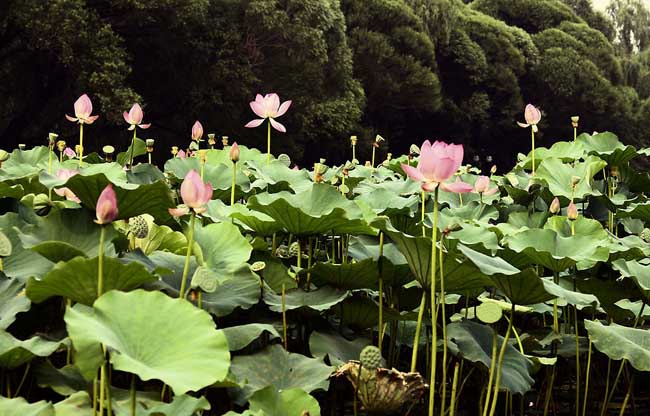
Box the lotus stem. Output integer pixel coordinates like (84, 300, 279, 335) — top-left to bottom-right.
(378, 231, 384, 352)
(411, 292, 427, 372)
(575, 306, 580, 416)
(178, 212, 196, 299)
(421, 191, 426, 237)
(93, 377, 98, 415)
(130, 374, 136, 416)
(296, 238, 302, 270)
(128, 129, 137, 168)
(97, 226, 106, 297)
(352, 144, 356, 162)
(79, 124, 84, 168)
(543, 366, 556, 416)
(439, 233, 448, 416)
(306, 237, 313, 289)
(48, 145, 53, 200)
(618, 377, 633, 416)
(272, 233, 277, 257)
(371, 146, 376, 172)
(267, 119, 271, 164)
(428, 187, 439, 416)
(230, 161, 237, 206)
(531, 128, 535, 176)
(488, 304, 515, 416)
(99, 362, 107, 415)
(449, 362, 460, 416)
(148, 152, 152, 164)
(13, 362, 29, 398)
(582, 338, 592, 416)
(601, 357, 612, 416)
(282, 283, 288, 350)
(504, 315, 524, 354)
(482, 329, 498, 416)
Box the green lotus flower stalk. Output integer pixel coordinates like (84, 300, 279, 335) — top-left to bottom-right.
(482, 328, 498, 416)
(47, 133, 58, 200)
(378, 231, 384, 352)
(582, 336, 593, 416)
(439, 232, 449, 416)
(282, 283, 288, 350)
(371, 135, 384, 172)
(199, 150, 208, 180)
(487, 304, 515, 416)
(517, 104, 541, 176)
(448, 362, 460, 416)
(130, 374, 136, 416)
(428, 187, 439, 416)
(230, 143, 239, 206)
(57, 140, 66, 163)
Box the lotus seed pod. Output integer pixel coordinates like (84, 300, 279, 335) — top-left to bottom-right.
(18, 144, 26, 150)
(48, 133, 59, 145)
(171, 146, 179, 156)
(359, 345, 382, 371)
(222, 136, 229, 146)
(251, 261, 266, 272)
(640, 228, 650, 243)
(207, 134, 216, 147)
(129, 216, 149, 239)
(350, 135, 357, 145)
(57, 140, 66, 152)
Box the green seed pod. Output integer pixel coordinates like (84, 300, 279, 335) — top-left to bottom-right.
(359, 345, 382, 371)
(640, 228, 650, 243)
(129, 216, 149, 239)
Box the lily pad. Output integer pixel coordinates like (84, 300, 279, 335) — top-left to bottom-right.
(309, 330, 371, 366)
(263, 286, 349, 313)
(247, 386, 321, 416)
(222, 324, 281, 351)
(584, 320, 650, 371)
(0, 276, 30, 330)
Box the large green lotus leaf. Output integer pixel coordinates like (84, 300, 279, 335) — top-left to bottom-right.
(0, 330, 63, 369)
(113, 393, 210, 416)
(247, 183, 375, 236)
(304, 259, 379, 290)
(576, 278, 638, 323)
(205, 145, 267, 166)
(245, 160, 312, 194)
(0, 147, 58, 181)
(193, 222, 252, 277)
(607, 235, 649, 262)
(337, 296, 413, 329)
(542, 277, 599, 309)
(34, 361, 88, 396)
(611, 259, 650, 300)
(309, 330, 370, 366)
(347, 235, 413, 287)
(487, 268, 554, 306)
(116, 138, 147, 166)
(248, 386, 321, 416)
(447, 321, 534, 394)
(500, 168, 536, 205)
(164, 156, 251, 201)
(222, 324, 281, 351)
(544, 215, 608, 240)
(614, 299, 650, 320)
(16, 209, 116, 262)
(353, 175, 421, 196)
(27, 256, 157, 306)
(229, 344, 333, 402)
(354, 188, 419, 216)
(576, 132, 643, 166)
(0, 276, 30, 330)
(439, 202, 499, 229)
(250, 252, 297, 293)
(617, 198, 650, 223)
(524, 140, 586, 165)
(0, 213, 53, 282)
(502, 229, 609, 272)
(536, 156, 606, 200)
(64, 173, 174, 224)
(263, 286, 349, 313)
(135, 220, 187, 255)
(206, 200, 282, 236)
(190, 267, 261, 318)
(0, 396, 54, 416)
(0, 182, 25, 199)
(458, 244, 519, 276)
(64, 290, 230, 394)
(446, 223, 501, 253)
(584, 320, 650, 371)
(126, 163, 166, 185)
(52, 391, 92, 416)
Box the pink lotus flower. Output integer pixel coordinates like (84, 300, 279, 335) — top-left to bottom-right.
(567, 201, 578, 220)
(245, 93, 292, 133)
(95, 184, 118, 224)
(517, 104, 541, 132)
(230, 142, 240, 162)
(65, 94, 99, 125)
(54, 169, 80, 203)
(191, 121, 203, 141)
(63, 147, 76, 159)
(123, 103, 151, 130)
(169, 170, 213, 216)
(401, 140, 473, 193)
(473, 175, 498, 196)
(549, 197, 560, 214)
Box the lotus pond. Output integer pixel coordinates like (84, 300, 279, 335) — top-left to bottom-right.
(1, 98, 650, 416)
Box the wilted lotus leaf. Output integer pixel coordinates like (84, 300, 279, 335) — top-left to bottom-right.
(335, 361, 427, 414)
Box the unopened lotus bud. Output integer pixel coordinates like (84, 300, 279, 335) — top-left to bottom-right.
(359, 345, 382, 371)
(570, 176, 581, 187)
(146, 139, 154, 153)
(207, 134, 216, 147)
(567, 201, 578, 220)
(48, 133, 58, 147)
(549, 197, 560, 214)
(171, 146, 179, 157)
(129, 216, 149, 239)
(18, 144, 26, 151)
(640, 228, 650, 243)
(571, 116, 579, 128)
(230, 142, 240, 163)
(103, 145, 115, 162)
(350, 135, 357, 146)
(222, 136, 229, 146)
(57, 141, 66, 152)
(490, 165, 497, 175)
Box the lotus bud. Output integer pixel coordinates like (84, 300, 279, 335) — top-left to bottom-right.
(171, 146, 179, 157)
(570, 176, 581, 187)
(549, 197, 560, 214)
(146, 139, 154, 153)
(103, 145, 115, 162)
(490, 165, 497, 175)
(207, 134, 216, 148)
(18, 144, 26, 151)
(95, 184, 118, 225)
(48, 133, 58, 147)
(350, 135, 357, 146)
(567, 201, 578, 221)
(222, 136, 229, 146)
(359, 345, 382, 371)
(230, 142, 240, 163)
(191, 121, 203, 142)
(571, 116, 579, 128)
(57, 140, 66, 152)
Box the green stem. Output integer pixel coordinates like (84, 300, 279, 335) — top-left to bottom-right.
(531, 128, 535, 176)
(267, 119, 271, 164)
(79, 124, 84, 169)
(178, 212, 196, 299)
(439, 234, 448, 416)
(449, 362, 460, 416)
(230, 161, 237, 206)
(601, 357, 612, 416)
(421, 191, 426, 237)
(128, 129, 137, 168)
(282, 284, 288, 350)
(482, 329, 498, 416)
(582, 339, 593, 416)
(306, 237, 313, 289)
(93, 378, 98, 416)
(428, 187, 439, 416)
(488, 304, 515, 416)
(371, 146, 376, 171)
(618, 377, 633, 416)
(97, 226, 106, 297)
(99, 362, 107, 415)
(14, 362, 30, 398)
(378, 231, 384, 352)
(411, 291, 427, 372)
(48, 145, 53, 200)
(148, 153, 152, 164)
(352, 144, 356, 162)
(130, 374, 136, 416)
(575, 306, 580, 416)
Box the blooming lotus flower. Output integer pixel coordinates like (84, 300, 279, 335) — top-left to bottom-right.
(401, 140, 473, 193)
(169, 170, 213, 216)
(63, 147, 76, 159)
(517, 104, 541, 133)
(123, 103, 151, 130)
(95, 184, 118, 224)
(549, 197, 560, 214)
(192, 121, 203, 141)
(65, 94, 99, 124)
(245, 93, 292, 133)
(54, 169, 80, 203)
(473, 175, 498, 196)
